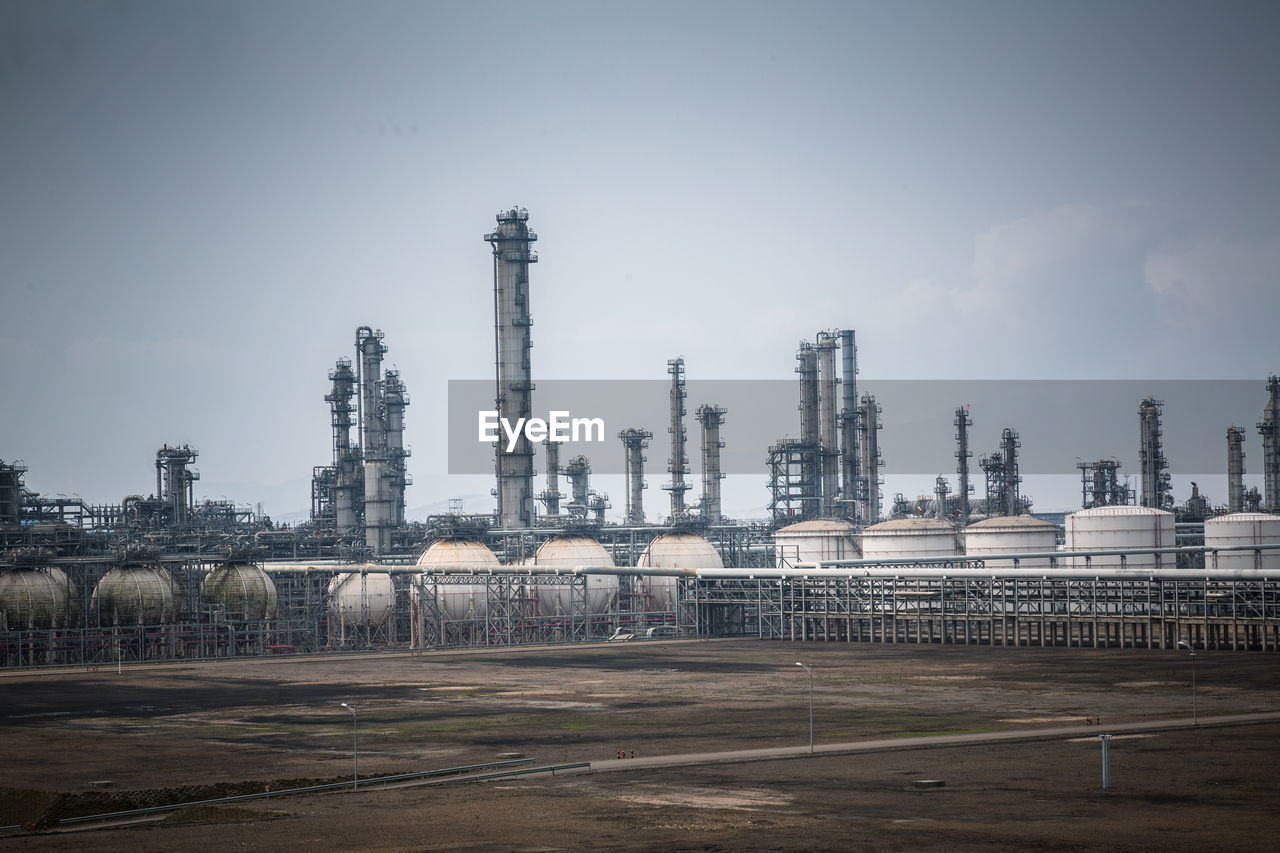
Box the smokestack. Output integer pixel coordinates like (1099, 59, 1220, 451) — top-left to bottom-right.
(663, 358, 691, 518)
(1227, 426, 1246, 514)
(816, 332, 839, 517)
(485, 207, 538, 529)
(695, 404, 727, 524)
(619, 427, 652, 525)
(1001, 428, 1021, 516)
(838, 330, 860, 523)
(383, 369, 410, 527)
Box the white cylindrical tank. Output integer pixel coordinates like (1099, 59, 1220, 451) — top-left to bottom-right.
(963, 515, 1059, 569)
(1064, 505, 1175, 569)
(202, 563, 279, 621)
(93, 565, 177, 625)
(1204, 512, 1280, 572)
(528, 536, 616, 616)
(327, 571, 394, 627)
(415, 539, 499, 620)
(860, 518, 959, 562)
(637, 532, 724, 610)
(0, 567, 70, 629)
(773, 519, 860, 568)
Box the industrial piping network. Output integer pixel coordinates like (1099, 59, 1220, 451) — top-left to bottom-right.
(271, 542, 1280, 581)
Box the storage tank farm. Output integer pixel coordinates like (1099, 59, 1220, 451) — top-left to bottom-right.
(6, 206, 1280, 667)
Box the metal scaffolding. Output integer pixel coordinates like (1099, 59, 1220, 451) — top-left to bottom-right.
(1078, 459, 1133, 509)
(955, 406, 972, 525)
(618, 428, 652, 525)
(1228, 426, 1247, 514)
(1260, 375, 1280, 511)
(663, 358, 691, 519)
(858, 394, 883, 524)
(695, 404, 727, 524)
(1139, 396, 1172, 510)
(838, 329, 861, 524)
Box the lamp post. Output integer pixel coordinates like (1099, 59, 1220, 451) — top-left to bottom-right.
(340, 703, 359, 788)
(795, 662, 813, 753)
(1177, 640, 1197, 725)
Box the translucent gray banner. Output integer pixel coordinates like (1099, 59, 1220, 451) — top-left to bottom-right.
(448, 379, 1268, 477)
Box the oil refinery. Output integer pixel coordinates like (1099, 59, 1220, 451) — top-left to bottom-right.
(3, 207, 1280, 668)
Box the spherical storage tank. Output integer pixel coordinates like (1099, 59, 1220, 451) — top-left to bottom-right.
(528, 536, 617, 616)
(1064, 505, 1175, 570)
(327, 570, 394, 627)
(93, 565, 177, 625)
(773, 519, 860, 568)
(415, 539, 499, 620)
(1204, 512, 1280, 572)
(0, 567, 69, 629)
(963, 515, 1059, 569)
(202, 563, 278, 621)
(860, 517, 959, 563)
(637, 532, 723, 610)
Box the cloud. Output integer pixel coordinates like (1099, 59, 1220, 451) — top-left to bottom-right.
(1144, 235, 1280, 307)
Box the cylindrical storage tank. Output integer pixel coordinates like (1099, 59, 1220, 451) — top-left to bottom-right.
(415, 539, 500, 620)
(528, 536, 617, 616)
(1064, 505, 1176, 570)
(92, 565, 177, 625)
(773, 519, 860, 568)
(637, 532, 724, 610)
(963, 515, 1059, 570)
(202, 563, 278, 621)
(0, 568, 70, 629)
(327, 570, 394, 627)
(1204, 512, 1280, 572)
(860, 517, 959, 563)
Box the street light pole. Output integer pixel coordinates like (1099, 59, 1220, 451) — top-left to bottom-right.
(1177, 641, 1197, 725)
(795, 662, 813, 753)
(340, 703, 359, 788)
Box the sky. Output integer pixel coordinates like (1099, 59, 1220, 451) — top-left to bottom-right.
(3, 0, 1279, 521)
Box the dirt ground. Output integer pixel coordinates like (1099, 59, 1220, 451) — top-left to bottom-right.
(2, 639, 1279, 850)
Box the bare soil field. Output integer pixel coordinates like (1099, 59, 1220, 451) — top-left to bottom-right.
(2, 639, 1279, 850)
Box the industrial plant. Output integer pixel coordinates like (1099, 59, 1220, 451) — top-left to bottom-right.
(3, 206, 1280, 668)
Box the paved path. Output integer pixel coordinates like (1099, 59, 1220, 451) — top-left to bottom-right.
(582, 711, 1280, 774)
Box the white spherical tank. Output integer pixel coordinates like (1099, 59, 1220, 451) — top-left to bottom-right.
(637, 532, 723, 610)
(963, 516, 1059, 569)
(529, 536, 617, 616)
(1204, 512, 1280, 572)
(327, 570, 394, 627)
(415, 539, 500, 620)
(773, 519, 860, 568)
(93, 565, 177, 625)
(860, 518, 959, 563)
(202, 563, 279, 621)
(1064, 505, 1175, 569)
(0, 568, 70, 629)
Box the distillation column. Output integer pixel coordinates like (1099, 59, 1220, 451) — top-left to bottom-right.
(1001, 428, 1021, 516)
(383, 369, 410, 527)
(955, 406, 972, 526)
(838, 329, 861, 523)
(326, 358, 361, 531)
(859, 394, 882, 524)
(696, 404, 727, 524)
(539, 438, 562, 519)
(485, 208, 538, 528)
(796, 343, 820, 516)
(816, 333, 840, 517)
(357, 326, 392, 552)
(1227, 426, 1246, 514)
(155, 445, 198, 526)
(663, 358, 691, 518)
(1138, 396, 1171, 509)
(564, 455, 591, 518)
(619, 427, 652, 525)
(1260, 376, 1280, 511)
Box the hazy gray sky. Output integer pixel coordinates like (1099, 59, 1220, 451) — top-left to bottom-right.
(3, 0, 1279, 519)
